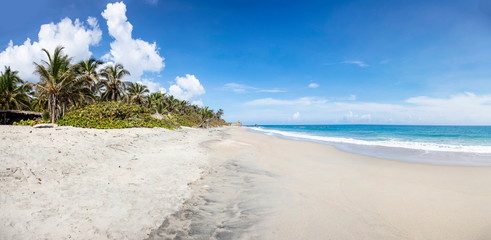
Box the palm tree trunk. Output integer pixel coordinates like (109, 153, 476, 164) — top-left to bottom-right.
(50, 94, 58, 123)
(49, 95, 55, 123)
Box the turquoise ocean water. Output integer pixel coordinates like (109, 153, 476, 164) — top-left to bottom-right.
(249, 125, 491, 166)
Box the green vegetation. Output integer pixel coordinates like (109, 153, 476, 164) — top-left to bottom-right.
(33, 46, 95, 123)
(13, 119, 49, 126)
(57, 102, 177, 129)
(0, 45, 227, 128)
(0, 66, 31, 110)
(99, 63, 130, 102)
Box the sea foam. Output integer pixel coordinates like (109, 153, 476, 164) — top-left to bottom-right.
(250, 127, 491, 154)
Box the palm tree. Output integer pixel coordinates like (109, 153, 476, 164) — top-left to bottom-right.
(0, 66, 31, 110)
(126, 82, 149, 105)
(77, 58, 103, 96)
(33, 46, 93, 123)
(175, 100, 189, 115)
(199, 106, 214, 128)
(190, 104, 200, 114)
(148, 92, 165, 113)
(100, 63, 130, 101)
(215, 109, 224, 119)
(162, 95, 179, 113)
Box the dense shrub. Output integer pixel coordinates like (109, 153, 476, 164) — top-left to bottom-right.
(175, 113, 229, 128)
(176, 112, 202, 127)
(208, 118, 229, 127)
(13, 118, 48, 126)
(57, 102, 179, 129)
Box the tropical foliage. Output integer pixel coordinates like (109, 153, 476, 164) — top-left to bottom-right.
(0, 66, 31, 110)
(126, 82, 149, 105)
(13, 118, 49, 126)
(76, 58, 103, 95)
(33, 46, 94, 122)
(99, 63, 130, 102)
(0, 45, 227, 128)
(57, 102, 177, 129)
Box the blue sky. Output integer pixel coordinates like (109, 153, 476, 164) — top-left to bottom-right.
(1, 0, 491, 125)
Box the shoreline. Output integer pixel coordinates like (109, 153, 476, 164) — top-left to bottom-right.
(2, 126, 491, 239)
(249, 126, 491, 166)
(153, 127, 491, 239)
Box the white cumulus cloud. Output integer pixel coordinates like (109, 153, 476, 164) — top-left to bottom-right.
(0, 17, 102, 82)
(169, 74, 205, 102)
(344, 111, 372, 122)
(101, 1, 164, 82)
(308, 83, 319, 88)
(191, 100, 204, 107)
(237, 92, 491, 125)
(138, 78, 166, 93)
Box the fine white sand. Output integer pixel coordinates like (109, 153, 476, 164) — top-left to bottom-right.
(0, 125, 224, 240)
(3, 126, 491, 240)
(150, 127, 491, 240)
(226, 128, 491, 239)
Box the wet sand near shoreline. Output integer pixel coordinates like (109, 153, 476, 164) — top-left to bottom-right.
(149, 128, 491, 240)
(2, 126, 491, 240)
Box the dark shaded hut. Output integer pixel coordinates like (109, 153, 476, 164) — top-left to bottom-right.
(0, 110, 42, 125)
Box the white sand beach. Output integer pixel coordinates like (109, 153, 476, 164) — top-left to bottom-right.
(2, 126, 491, 239)
(0, 125, 225, 239)
(150, 128, 491, 240)
(222, 128, 491, 239)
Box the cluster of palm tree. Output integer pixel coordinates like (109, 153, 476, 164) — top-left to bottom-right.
(0, 67, 31, 110)
(0, 46, 224, 125)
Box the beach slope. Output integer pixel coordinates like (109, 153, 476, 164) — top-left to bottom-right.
(0, 126, 224, 239)
(2, 126, 491, 239)
(151, 128, 491, 239)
